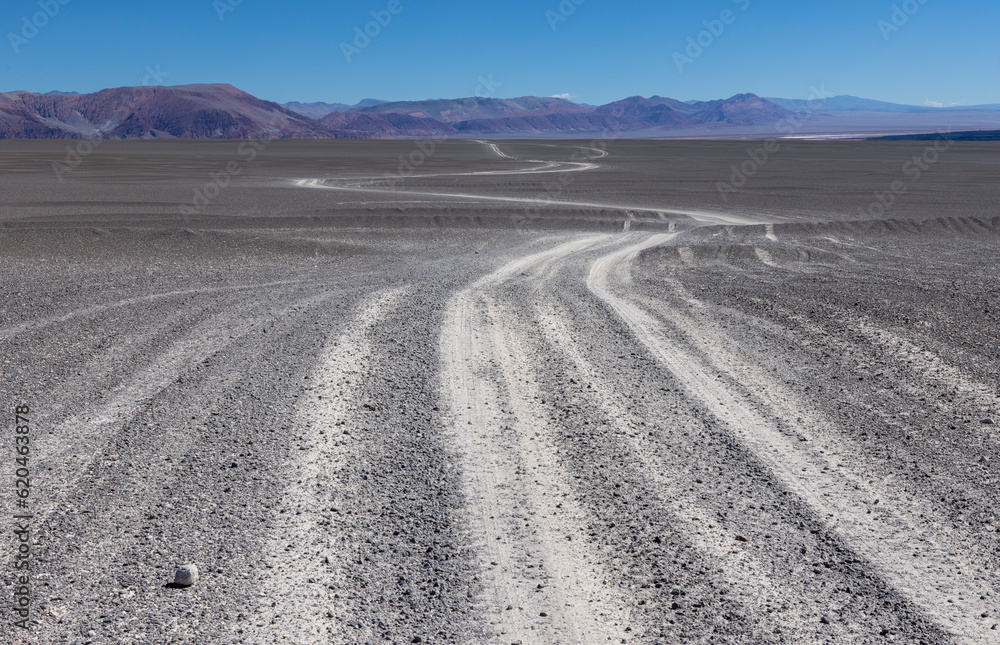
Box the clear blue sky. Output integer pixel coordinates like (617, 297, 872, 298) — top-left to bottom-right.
(1, 0, 997, 106)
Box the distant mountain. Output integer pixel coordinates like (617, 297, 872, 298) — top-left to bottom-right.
(453, 113, 626, 135)
(352, 93, 790, 135)
(949, 103, 1000, 111)
(693, 93, 792, 126)
(349, 96, 590, 124)
(595, 96, 673, 118)
(590, 93, 792, 129)
(0, 84, 348, 139)
(320, 111, 453, 137)
(767, 95, 926, 113)
(767, 95, 1000, 113)
(283, 101, 350, 117)
(593, 96, 692, 126)
(283, 98, 388, 118)
(650, 96, 712, 117)
(353, 98, 389, 109)
(0, 88, 811, 139)
(2, 85, 996, 139)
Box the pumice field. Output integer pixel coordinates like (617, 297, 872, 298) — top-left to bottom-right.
(1, 138, 998, 644)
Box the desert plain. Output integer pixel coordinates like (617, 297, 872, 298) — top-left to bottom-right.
(0, 138, 998, 644)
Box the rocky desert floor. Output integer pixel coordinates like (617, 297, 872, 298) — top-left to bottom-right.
(0, 139, 998, 644)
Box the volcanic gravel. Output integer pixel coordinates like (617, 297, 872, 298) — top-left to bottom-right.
(0, 139, 997, 644)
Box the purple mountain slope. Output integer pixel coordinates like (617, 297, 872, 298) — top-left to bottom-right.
(2, 85, 994, 139)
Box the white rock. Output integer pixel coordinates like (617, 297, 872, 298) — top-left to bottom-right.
(174, 564, 199, 587)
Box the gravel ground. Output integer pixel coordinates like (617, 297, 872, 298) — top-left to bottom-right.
(0, 139, 997, 644)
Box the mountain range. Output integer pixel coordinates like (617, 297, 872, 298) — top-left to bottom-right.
(766, 95, 1000, 113)
(1, 84, 997, 140)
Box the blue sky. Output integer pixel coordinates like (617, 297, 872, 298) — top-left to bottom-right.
(1, 0, 997, 106)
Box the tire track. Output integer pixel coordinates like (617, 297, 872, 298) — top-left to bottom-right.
(23, 289, 345, 643)
(440, 236, 630, 644)
(532, 301, 824, 643)
(294, 137, 743, 225)
(297, 177, 741, 224)
(252, 288, 407, 642)
(0, 278, 307, 341)
(587, 233, 998, 644)
(33, 306, 285, 523)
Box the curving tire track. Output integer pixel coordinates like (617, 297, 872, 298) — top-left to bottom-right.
(587, 234, 998, 644)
